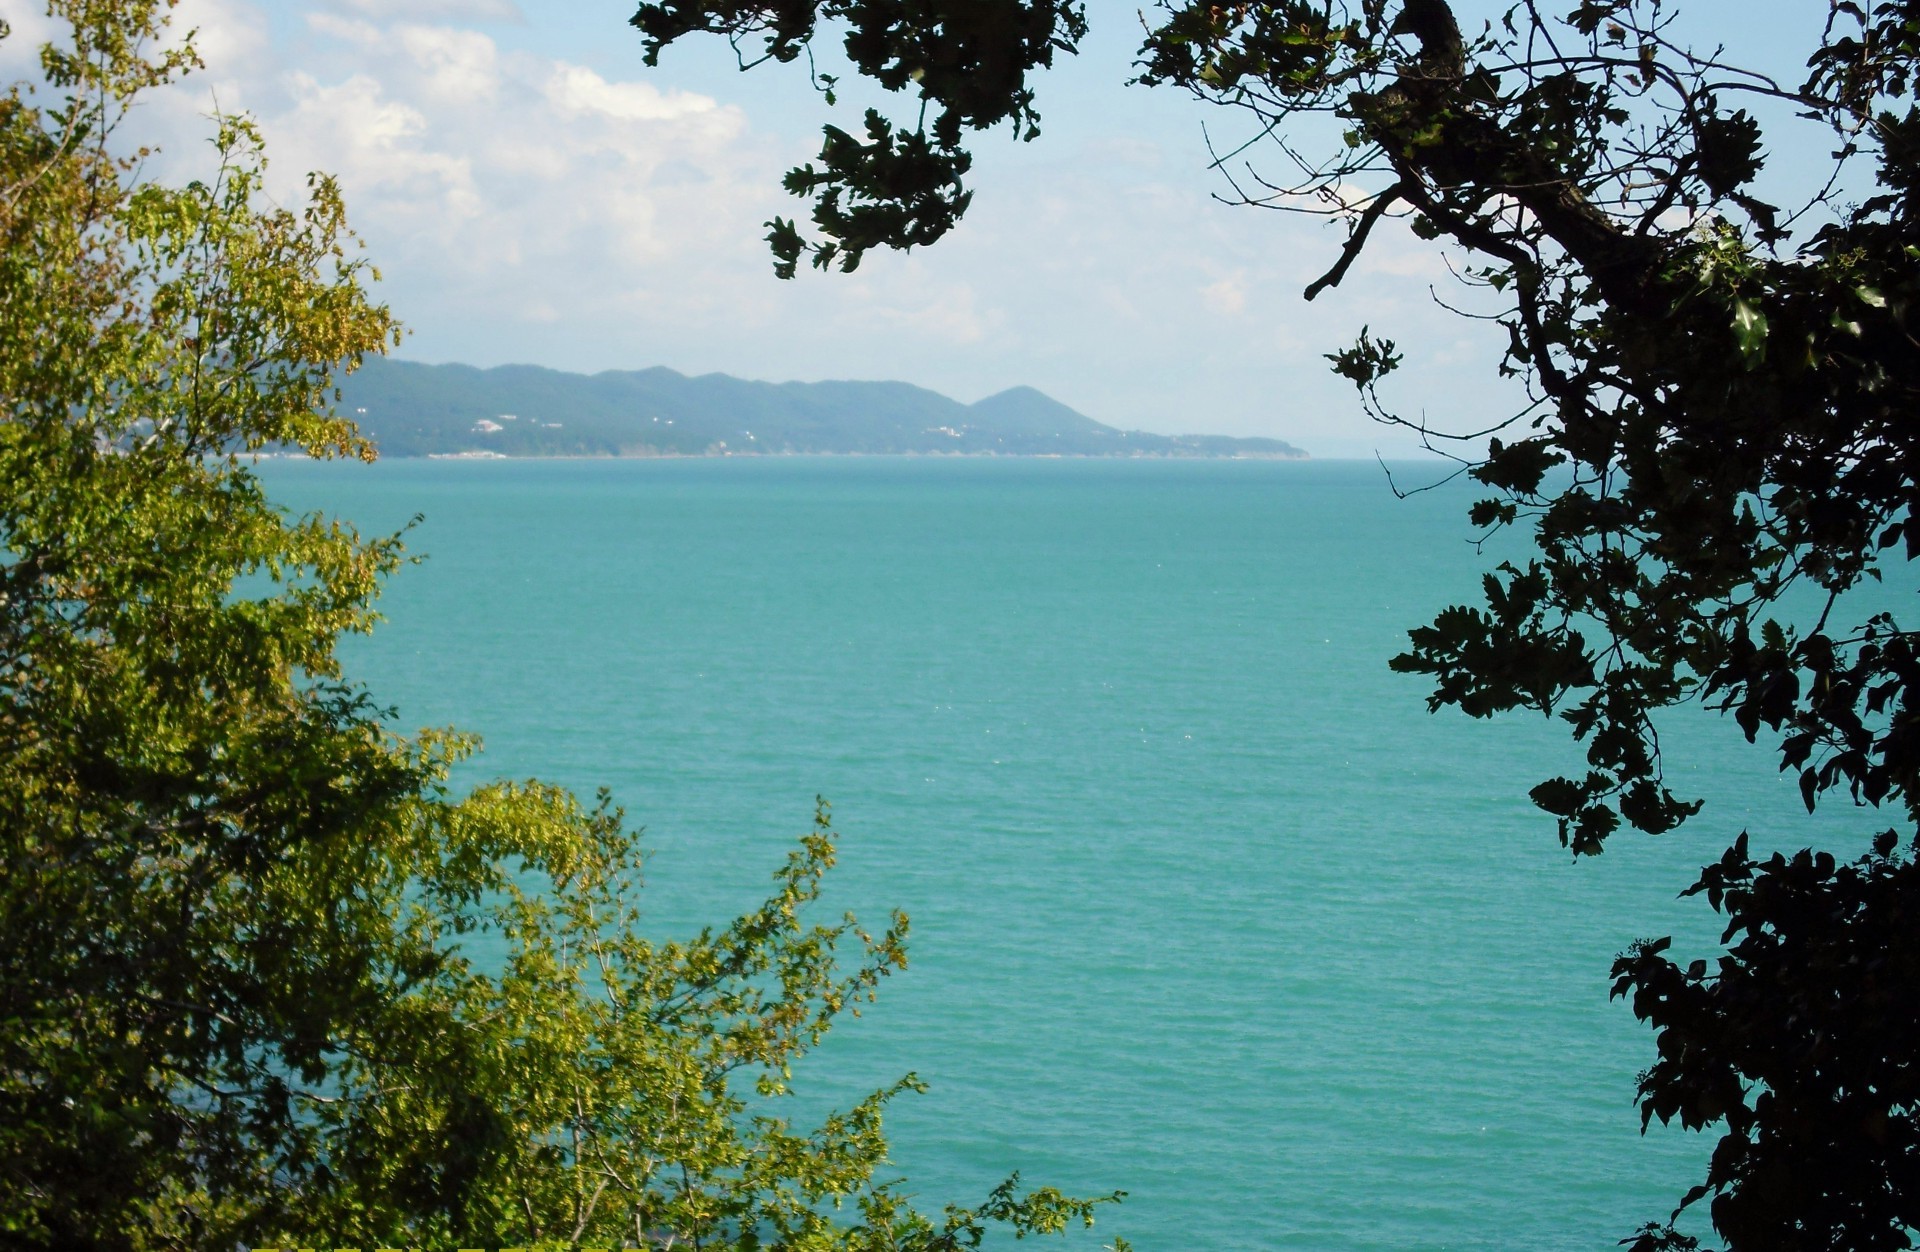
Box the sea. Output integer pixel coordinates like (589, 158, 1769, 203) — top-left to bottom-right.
(260, 455, 1874, 1252)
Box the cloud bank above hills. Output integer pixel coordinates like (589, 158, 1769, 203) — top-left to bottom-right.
(0, 0, 1523, 457)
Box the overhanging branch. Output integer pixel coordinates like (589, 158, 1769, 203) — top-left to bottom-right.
(1305, 181, 1407, 300)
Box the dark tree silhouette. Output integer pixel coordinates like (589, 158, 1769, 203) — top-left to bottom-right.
(629, 2, 1920, 1247)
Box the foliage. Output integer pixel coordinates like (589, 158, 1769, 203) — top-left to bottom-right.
(1611, 830, 1920, 1252)
(625, 0, 1920, 1246)
(0, 4, 1121, 1248)
(629, 0, 1089, 277)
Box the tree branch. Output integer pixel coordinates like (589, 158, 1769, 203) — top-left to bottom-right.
(1305, 181, 1406, 300)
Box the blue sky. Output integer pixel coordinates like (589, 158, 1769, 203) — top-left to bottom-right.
(3, 0, 1833, 458)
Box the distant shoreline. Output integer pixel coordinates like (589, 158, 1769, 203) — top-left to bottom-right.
(406, 448, 1309, 462)
(336, 359, 1309, 460)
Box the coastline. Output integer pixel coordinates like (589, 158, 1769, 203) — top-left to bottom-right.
(397, 448, 1312, 462)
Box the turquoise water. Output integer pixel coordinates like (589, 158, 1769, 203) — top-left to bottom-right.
(262, 456, 1866, 1251)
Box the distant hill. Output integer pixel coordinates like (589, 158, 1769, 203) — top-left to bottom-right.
(332, 358, 1307, 460)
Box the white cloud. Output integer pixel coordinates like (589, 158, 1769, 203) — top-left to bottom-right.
(172, 0, 271, 75)
(329, 0, 524, 21)
(206, 7, 1054, 383)
(185, 8, 785, 337)
(545, 63, 716, 124)
(276, 70, 483, 222)
(396, 24, 502, 103)
(305, 13, 380, 46)
(2, 0, 1499, 454)
(1202, 273, 1249, 316)
(0, 0, 57, 69)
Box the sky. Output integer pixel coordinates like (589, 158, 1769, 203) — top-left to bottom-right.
(0, 0, 1838, 458)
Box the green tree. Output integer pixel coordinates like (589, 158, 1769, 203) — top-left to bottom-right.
(0, 4, 1120, 1248)
(626, 0, 1920, 1246)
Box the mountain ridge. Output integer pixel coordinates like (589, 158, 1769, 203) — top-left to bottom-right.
(333, 358, 1307, 460)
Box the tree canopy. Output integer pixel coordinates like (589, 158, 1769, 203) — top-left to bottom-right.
(625, 0, 1920, 1246)
(0, 3, 1120, 1247)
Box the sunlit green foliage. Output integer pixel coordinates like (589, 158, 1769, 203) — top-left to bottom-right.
(0, 5, 1121, 1248)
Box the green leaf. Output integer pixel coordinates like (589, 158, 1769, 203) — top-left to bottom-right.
(1530, 776, 1586, 817)
(1473, 438, 1565, 495)
(1731, 298, 1769, 365)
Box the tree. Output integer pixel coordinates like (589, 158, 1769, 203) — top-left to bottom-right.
(0, 4, 1120, 1248)
(625, 0, 1920, 1246)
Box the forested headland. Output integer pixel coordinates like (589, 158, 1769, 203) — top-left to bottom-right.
(336, 357, 1307, 459)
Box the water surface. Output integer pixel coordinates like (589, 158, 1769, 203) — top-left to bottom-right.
(264, 456, 1864, 1251)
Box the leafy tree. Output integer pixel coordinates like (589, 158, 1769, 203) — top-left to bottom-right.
(626, 0, 1920, 1246)
(0, 4, 1120, 1248)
